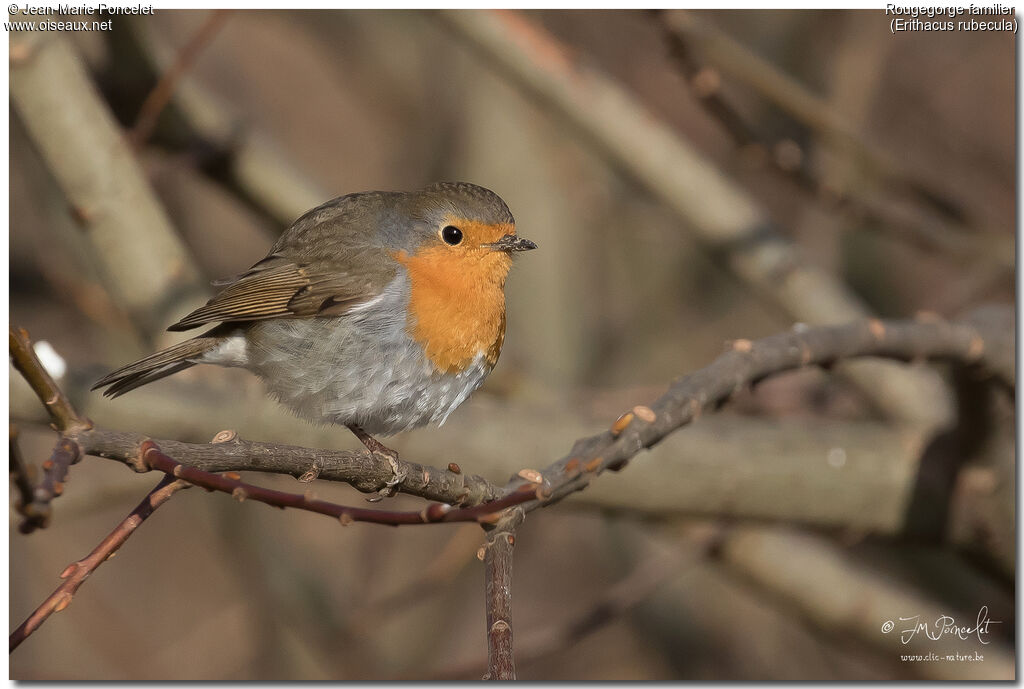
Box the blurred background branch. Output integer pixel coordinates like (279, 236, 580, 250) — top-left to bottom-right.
(10, 31, 208, 340)
(9, 8, 1014, 681)
(654, 10, 1014, 279)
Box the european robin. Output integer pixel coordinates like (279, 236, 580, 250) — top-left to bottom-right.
(93, 182, 535, 492)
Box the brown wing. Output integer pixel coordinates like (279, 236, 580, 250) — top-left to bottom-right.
(168, 255, 394, 332)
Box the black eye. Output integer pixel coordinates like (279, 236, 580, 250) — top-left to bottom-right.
(441, 225, 463, 245)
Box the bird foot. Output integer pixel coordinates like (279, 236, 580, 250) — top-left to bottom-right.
(348, 425, 407, 501)
(365, 450, 407, 502)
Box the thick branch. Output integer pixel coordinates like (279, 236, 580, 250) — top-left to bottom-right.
(75, 427, 501, 507)
(9, 31, 207, 334)
(9, 475, 189, 652)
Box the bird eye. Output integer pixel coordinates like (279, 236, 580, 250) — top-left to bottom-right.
(441, 225, 463, 245)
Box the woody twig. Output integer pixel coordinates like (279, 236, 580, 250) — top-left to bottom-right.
(8, 328, 89, 532)
(138, 438, 534, 527)
(491, 311, 1009, 526)
(482, 512, 521, 680)
(9, 475, 190, 653)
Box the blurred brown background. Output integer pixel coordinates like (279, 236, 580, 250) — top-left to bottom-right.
(9, 9, 1015, 680)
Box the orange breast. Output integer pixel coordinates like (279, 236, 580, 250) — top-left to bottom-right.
(395, 242, 512, 373)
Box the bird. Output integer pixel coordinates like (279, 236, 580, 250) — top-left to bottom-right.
(93, 182, 536, 496)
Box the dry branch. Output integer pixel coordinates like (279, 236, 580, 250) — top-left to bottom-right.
(435, 531, 708, 679)
(10, 373, 1010, 557)
(483, 515, 521, 680)
(9, 328, 89, 434)
(137, 439, 532, 527)
(84, 428, 502, 507)
(9, 475, 190, 653)
(510, 314, 1006, 521)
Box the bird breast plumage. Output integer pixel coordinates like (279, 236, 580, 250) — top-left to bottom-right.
(237, 270, 503, 436)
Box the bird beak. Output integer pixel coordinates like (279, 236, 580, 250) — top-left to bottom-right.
(486, 234, 537, 252)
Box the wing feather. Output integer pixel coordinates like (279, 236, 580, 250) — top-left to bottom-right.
(168, 257, 393, 332)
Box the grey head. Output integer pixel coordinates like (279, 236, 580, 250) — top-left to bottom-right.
(375, 182, 515, 253)
(272, 182, 529, 258)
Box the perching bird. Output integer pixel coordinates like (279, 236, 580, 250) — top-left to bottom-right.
(93, 182, 535, 493)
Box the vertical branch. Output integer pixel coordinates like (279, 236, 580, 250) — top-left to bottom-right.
(9, 327, 89, 433)
(9, 475, 189, 652)
(18, 438, 81, 533)
(483, 515, 521, 680)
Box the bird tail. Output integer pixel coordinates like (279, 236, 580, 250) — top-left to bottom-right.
(92, 334, 225, 398)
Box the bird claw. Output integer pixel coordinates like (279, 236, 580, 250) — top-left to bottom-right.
(365, 451, 407, 502)
(346, 425, 406, 502)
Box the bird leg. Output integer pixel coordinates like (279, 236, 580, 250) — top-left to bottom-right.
(347, 425, 406, 501)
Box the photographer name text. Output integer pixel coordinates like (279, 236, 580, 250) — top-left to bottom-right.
(11, 4, 153, 15)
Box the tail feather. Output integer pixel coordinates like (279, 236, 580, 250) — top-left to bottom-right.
(92, 336, 224, 398)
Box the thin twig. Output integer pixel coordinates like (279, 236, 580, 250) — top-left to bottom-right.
(433, 532, 713, 679)
(139, 440, 534, 527)
(127, 9, 233, 149)
(18, 438, 81, 533)
(8, 327, 89, 433)
(511, 314, 1000, 520)
(9, 475, 189, 652)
